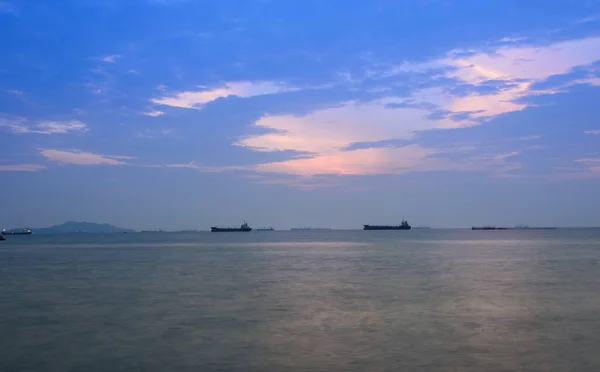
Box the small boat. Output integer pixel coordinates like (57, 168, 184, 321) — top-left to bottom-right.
(0, 236, 6, 241)
(2, 228, 32, 235)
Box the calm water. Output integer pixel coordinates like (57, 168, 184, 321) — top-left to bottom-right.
(1, 229, 599, 372)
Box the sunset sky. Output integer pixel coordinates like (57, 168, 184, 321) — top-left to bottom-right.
(1, 0, 600, 229)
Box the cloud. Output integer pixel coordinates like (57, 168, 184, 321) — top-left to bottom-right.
(499, 37, 528, 43)
(36, 121, 88, 134)
(141, 110, 165, 117)
(160, 162, 248, 172)
(6, 90, 23, 96)
(136, 129, 172, 138)
(576, 158, 600, 163)
(0, 1, 15, 14)
(516, 135, 542, 141)
(575, 157, 600, 175)
(585, 130, 600, 135)
(149, 0, 189, 4)
(236, 98, 452, 155)
(251, 146, 521, 177)
(233, 97, 525, 177)
(253, 145, 435, 176)
(40, 149, 134, 165)
(576, 15, 599, 24)
(0, 164, 46, 172)
(102, 55, 121, 63)
(0, 117, 88, 134)
(152, 81, 296, 109)
(222, 35, 600, 179)
(384, 36, 600, 126)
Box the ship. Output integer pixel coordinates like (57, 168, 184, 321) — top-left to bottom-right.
(211, 222, 252, 232)
(2, 228, 33, 235)
(256, 227, 275, 231)
(290, 227, 331, 231)
(363, 220, 411, 230)
(472, 226, 508, 230)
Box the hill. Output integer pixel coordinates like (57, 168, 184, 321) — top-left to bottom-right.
(35, 221, 135, 234)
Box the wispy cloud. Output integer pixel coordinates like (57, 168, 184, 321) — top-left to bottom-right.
(152, 81, 296, 109)
(576, 15, 599, 24)
(584, 130, 600, 135)
(6, 89, 23, 96)
(574, 157, 600, 175)
(141, 109, 165, 117)
(40, 149, 134, 165)
(382, 36, 600, 126)
(149, 0, 189, 4)
(0, 1, 15, 14)
(102, 55, 121, 63)
(136, 129, 172, 139)
(0, 117, 88, 134)
(0, 164, 46, 172)
(250, 146, 521, 177)
(576, 158, 600, 163)
(35, 121, 88, 134)
(158, 162, 248, 172)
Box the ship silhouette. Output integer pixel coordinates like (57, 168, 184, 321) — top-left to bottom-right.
(363, 220, 411, 230)
(211, 222, 252, 232)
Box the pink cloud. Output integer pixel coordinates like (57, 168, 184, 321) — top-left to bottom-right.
(40, 149, 134, 165)
(152, 81, 295, 109)
(0, 164, 46, 172)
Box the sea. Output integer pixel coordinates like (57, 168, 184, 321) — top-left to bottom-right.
(1, 229, 599, 372)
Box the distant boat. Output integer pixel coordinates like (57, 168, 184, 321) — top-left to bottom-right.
(472, 226, 508, 230)
(141, 229, 164, 233)
(364, 220, 411, 230)
(256, 227, 274, 231)
(290, 227, 331, 231)
(0, 236, 5, 241)
(211, 222, 252, 232)
(2, 228, 32, 235)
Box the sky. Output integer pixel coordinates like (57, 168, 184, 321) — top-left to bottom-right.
(1, 0, 600, 230)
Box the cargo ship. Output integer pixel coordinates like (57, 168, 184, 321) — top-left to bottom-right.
(2, 228, 32, 235)
(364, 220, 411, 230)
(211, 222, 252, 232)
(256, 227, 274, 231)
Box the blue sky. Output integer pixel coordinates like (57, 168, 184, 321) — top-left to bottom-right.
(1, 0, 600, 229)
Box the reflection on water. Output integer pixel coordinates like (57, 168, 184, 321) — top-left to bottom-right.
(1, 230, 599, 371)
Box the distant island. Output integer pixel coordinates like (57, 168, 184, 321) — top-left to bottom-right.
(35, 221, 135, 234)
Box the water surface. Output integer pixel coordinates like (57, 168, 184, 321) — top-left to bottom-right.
(1, 229, 599, 371)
